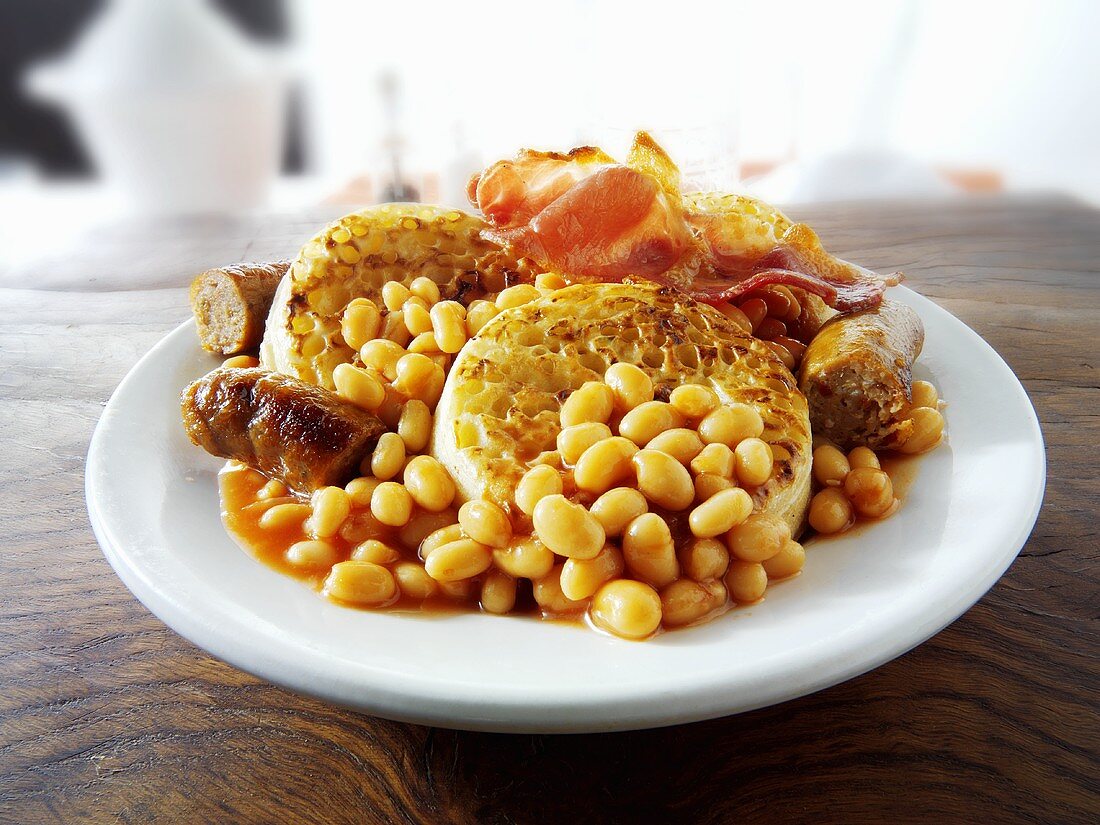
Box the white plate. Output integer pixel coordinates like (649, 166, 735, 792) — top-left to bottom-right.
(86, 286, 1045, 733)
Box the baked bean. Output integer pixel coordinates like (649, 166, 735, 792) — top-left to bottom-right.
(717, 303, 753, 334)
(911, 380, 939, 411)
(430, 301, 468, 353)
(409, 276, 441, 305)
(618, 401, 685, 446)
(679, 538, 730, 582)
(813, 444, 850, 487)
(573, 437, 638, 494)
(458, 499, 512, 548)
(345, 476, 380, 506)
(734, 438, 774, 486)
(407, 331, 440, 354)
(370, 432, 406, 481)
(323, 561, 396, 606)
(337, 513, 382, 544)
(532, 494, 606, 559)
(590, 580, 662, 640)
(669, 384, 719, 419)
(403, 455, 456, 512)
(493, 536, 555, 579)
(535, 272, 567, 292)
(375, 392, 408, 432)
(738, 298, 768, 331)
(398, 399, 432, 453)
(560, 545, 624, 601)
(370, 481, 413, 527)
(341, 298, 382, 351)
(380, 310, 412, 347)
(756, 287, 790, 319)
(688, 487, 753, 538)
(726, 512, 789, 562)
(402, 299, 434, 336)
(808, 488, 854, 534)
(514, 464, 564, 516)
(393, 561, 438, 599)
(533, 564, 588, 613)
(899, 407, 945, 454)
(772, 285, 801, 320)
(393, 353, 439, 399)
(622, 513, 679, 587)
(420, 523, 464, 558)
(425, 538, 493, 581)
(560, 381, 615, 427)
(495, 284, 541, 310)
(223, 355, 259, 369)
(590, 487, 648, 536)
(257, 478, 289, 500)
(661, 579, 724, 627)
(382, 281, 412, 312)
(773, 336, 806, 361)
(351, 539, 400, 565)
(556, 422, 613, 465)
(464, 300, 499, 336)
(848, 446, 880, 470)
(755, 316, 787, 340)
(375, 388, 404, 429)
(604, 363, 654, 412)
(690, 442, 736, 478)
(725, 561, 767, 603)
(286, 539, 338, 569)
(633, 449, 695, 511)
(694, 473, 735, 503)
(530, 450, 562, 468)
(359, 339, 405, 381)
(438, 579, 476, 601)
(698, 403, 764, 446)
(843, 467, 895, 517)
(333, 363, 385, 411)
(310, 486, 351, 538)
(480, 570, 517, 614)
(398, 510, 457, 551)
(762, 539, 806, 579)
(646, 428, 705, 464)
(764, 340, 796, 370)
(259, 502, 312, 530)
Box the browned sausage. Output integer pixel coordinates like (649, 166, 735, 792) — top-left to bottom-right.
(181, 367, 385, 493)
(190, 261, 289, 355)
(798, 300, 924, 450)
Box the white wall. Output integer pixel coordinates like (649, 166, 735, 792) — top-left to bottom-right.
(289, 0, 1100, 203)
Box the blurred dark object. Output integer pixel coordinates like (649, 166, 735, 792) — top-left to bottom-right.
(378, 70, 419, 202)
(0, 0, 301, 178)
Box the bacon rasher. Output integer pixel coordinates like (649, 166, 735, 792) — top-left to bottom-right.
(468, 132, 898, 312)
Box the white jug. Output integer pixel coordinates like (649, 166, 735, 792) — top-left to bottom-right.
(24, 0, 287, 214)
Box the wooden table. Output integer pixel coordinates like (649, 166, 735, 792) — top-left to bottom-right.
(2, 197, 1096, 824)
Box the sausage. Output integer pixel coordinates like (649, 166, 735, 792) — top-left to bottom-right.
(181, 367, 385, 493)
(190, 261, 289, 355)
(798, 300, 924, 451)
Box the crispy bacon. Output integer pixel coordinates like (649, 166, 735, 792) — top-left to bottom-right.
(483, 166, 692, 281)
(469, 146, 612, 229)
(685, 218, 898, 311)
(469, 133, 898, 313)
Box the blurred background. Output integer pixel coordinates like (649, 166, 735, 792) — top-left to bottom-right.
(1, 0, 1098, 286)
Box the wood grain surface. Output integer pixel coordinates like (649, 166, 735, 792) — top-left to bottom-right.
(1, 196, 1097, 824)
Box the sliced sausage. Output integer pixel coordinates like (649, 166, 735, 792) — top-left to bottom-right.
(190, 261, 289, 355)
(798, 300, 924, 450)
